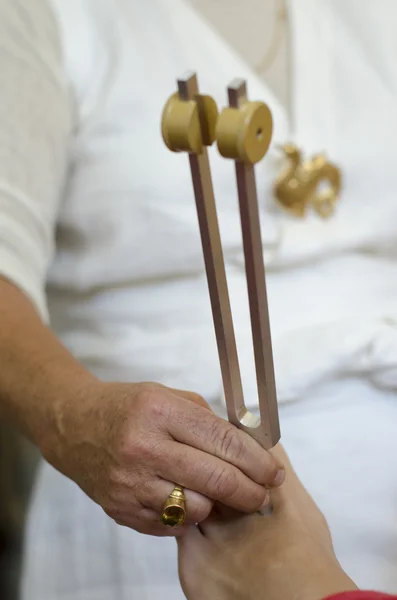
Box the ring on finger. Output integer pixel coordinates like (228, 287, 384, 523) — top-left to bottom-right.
(161, 484, 186, 527)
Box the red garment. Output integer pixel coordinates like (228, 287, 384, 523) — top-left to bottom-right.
(327, 593, 397, 600)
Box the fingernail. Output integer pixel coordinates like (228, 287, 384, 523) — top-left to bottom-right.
(260, 492, 270, 510)
(273, 469, 285, 487)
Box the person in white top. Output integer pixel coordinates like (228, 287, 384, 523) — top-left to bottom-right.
(1, 0, 397, 598)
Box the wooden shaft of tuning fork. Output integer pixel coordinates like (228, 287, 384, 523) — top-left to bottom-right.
(228, 79, 280, 448)
(177, 73, 246, 423)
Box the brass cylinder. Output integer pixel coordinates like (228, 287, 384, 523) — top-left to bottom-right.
(161, 485, 186, 528)
(161, 92, 219, 155)
(216, 101, 273, 164)
(161, 93, 203, 154)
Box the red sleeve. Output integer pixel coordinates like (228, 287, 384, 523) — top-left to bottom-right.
(326, 593, 397, 600)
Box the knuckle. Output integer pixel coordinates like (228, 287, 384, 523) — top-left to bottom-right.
(107, 465, 125, 489)
(118, 433, 145, 462)
(150, 399, 170, 423)
(114, 518, 125, 528)
(251, 487, 268, 511)
(216, 423, 243, 462)
(136, 384, 157, 406)
(135, 504, 154, 523)
(107, 490, 122, 510)
(106, 471, 142, 507)
(136, 435, 164, 466)
(138, 385, 171, 423)
(188, 500, 213, 524)
(103, 504, 121, 523)
(190, 392, 208, 408)
(205, 465, 239, 501)
(119, 432, 165, 473)
(258, 453, 279, 485)
(104, 494, 144, 527)
(267, 459, 279, 483)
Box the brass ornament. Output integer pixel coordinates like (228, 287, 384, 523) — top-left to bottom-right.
(274, 144, 342, 218)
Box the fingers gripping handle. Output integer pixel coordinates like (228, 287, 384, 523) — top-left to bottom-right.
(161, 72, 280, 450)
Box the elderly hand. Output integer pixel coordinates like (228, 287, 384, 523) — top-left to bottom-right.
(41, 380, 284, 536)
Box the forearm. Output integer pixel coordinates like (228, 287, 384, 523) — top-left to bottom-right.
(0, 278, 96, 450)
(327, 593, 397, 599)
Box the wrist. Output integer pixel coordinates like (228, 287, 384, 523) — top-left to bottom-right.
(0, 278, 99, 454)
(300, 563, 358, 600)
(37, 367, 100, 458)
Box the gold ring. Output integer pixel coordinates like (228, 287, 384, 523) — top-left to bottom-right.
(161, 485, 186, 527)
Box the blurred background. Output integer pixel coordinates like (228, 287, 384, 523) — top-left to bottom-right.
(0, 426, 38, 600)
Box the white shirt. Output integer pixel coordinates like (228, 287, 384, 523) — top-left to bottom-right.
(2, 0, 397, 406)
(0, 0, 70, 319)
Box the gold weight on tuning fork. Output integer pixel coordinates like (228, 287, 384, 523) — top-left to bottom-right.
(161, 72, 280, 450)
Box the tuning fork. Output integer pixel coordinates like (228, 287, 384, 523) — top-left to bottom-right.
(161, 72, 280, 450)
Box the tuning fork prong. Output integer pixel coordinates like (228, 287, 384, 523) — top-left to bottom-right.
(163, 71, 245, 425)
(218, 79, 280, 447)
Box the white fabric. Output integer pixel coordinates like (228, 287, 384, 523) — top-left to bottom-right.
(0, 0, 71, 320)
(45, 0, 287, 402)
(47, 0, 397, 406)
(0, 0, 394, 596)
(3, 0, 397, 403)
(189, 0, 289, 106)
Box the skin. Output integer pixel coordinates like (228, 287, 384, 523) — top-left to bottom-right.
(178, 444, 358, 599)
(0, 277, 284, 536)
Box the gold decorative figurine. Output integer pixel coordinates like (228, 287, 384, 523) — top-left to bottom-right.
(274, 143, 342, 218)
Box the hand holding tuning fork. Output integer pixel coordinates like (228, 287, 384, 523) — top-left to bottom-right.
(160, 72, 280, 527)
